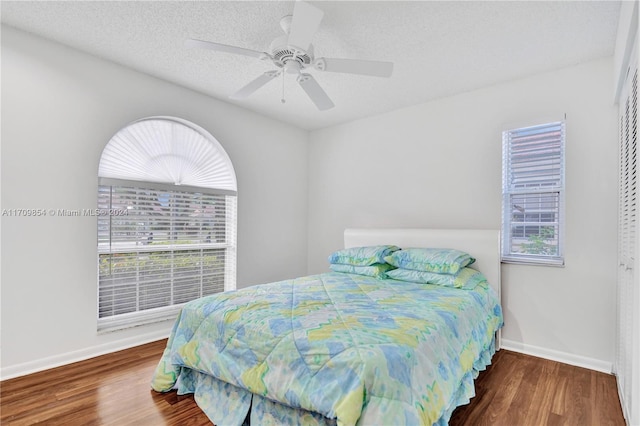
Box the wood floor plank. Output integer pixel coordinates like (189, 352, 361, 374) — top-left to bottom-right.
(503, 353, 542, 426)
(563, 362, 593, 425)
(595, 370, 626, 426)
(450, 349, 521, 426)
(1, 341, 626, 425)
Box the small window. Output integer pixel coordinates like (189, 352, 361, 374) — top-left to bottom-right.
(502, 121, 565, 266)
(97, 117, 237, 332)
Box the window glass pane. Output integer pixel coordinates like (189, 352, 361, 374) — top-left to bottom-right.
(98, 185, 233, 320)
(509, 192, 559, 256)
(508, 122, 563, 190)
(502, 121, 564, 264)
(98, 186, 228, 250)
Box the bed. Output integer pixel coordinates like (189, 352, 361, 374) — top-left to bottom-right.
(151, 228, 503, 425)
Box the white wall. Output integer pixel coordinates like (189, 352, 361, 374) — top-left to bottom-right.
(0, 26, 309, 377)
(0, 23, 620, 378)
(307, 57, 618, 371)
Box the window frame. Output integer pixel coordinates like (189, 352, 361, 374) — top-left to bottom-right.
(97, 117, 237, 332)
(501, 120, 566, 266)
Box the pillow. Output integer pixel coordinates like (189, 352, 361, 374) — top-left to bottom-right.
(328, 245, 400, 266)
(386, 267, 487, 290)
(330, 263, 396, 279)
(384, 248, 475, 274)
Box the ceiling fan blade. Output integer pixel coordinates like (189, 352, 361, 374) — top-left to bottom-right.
(230, 71, 281, 99)
(185, 38, 268, 60)
(314, 58, 394, 78)
(297, 73, 334, 111)
(287, 1, 324, 52)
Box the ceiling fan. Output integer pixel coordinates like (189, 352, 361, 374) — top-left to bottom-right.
(185, 1, 394, 111)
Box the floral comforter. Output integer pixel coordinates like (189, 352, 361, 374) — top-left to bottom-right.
(152, 272, 503, 425)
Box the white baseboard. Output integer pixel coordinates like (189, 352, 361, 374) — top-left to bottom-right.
(0, 329, 170, 381)
(500, 339, 613, 374)
(1, 334, 614, 382)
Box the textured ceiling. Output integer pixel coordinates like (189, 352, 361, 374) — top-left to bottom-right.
(1, 1, 622, 130)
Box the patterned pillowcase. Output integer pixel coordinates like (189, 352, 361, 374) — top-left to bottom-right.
(386, 267, 487, 290)
(328, 245, 400, 266)
(330, 263, 396, 279)
(384, 248, 475, 274)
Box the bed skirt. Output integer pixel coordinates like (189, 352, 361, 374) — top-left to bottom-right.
(173, 338, 497, 426)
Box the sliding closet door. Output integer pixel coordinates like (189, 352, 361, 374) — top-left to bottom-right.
(617, 46, 639, 426)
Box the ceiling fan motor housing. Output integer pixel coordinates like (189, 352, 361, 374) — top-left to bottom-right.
(269, 34, 314, 71)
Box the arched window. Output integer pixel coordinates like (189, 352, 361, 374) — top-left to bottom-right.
(97, 117, 237, 332)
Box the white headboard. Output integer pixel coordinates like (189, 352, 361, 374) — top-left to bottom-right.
(344, 228, 501, 300)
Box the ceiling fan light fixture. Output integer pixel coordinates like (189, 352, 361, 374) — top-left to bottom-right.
(284, 60, 302, 75)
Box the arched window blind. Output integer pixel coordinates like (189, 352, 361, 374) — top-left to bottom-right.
(97, 117, 237, 332)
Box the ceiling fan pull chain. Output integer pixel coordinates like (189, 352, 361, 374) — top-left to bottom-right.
(281, 72, 286, 104)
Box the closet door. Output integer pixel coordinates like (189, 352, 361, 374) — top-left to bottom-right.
(617, 51, 638, 426)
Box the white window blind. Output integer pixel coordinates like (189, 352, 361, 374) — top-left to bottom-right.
(502, 121, 565, 265)
(97, 117, 237, 332)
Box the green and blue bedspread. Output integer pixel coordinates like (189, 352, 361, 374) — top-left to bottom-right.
(152, 272, 503, 425)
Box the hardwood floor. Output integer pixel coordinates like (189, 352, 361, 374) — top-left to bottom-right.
(1, 340, 210, 426)
(1, 341, 625, 425)
(449, 350, 625, 426)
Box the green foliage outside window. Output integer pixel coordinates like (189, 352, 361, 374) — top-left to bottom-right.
(519, 227, 557, 255)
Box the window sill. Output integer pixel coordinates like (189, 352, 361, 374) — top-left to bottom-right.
(97, 306, 182, 334)
(501, 256, 565, 267)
